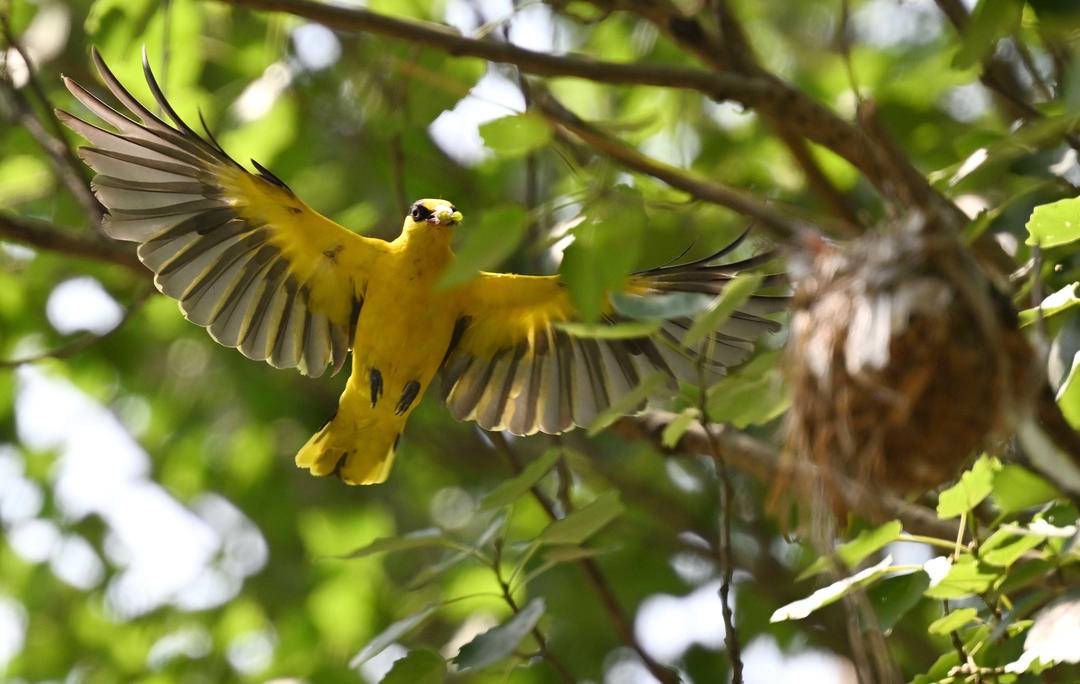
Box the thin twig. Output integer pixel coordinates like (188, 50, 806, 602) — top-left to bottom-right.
(492, 541, 576, 683)
(210, 0, 911, 201)
(628, 0, 863, 234)
(0, 16, 103, 226)
(932, 0, 1080, 152)
(697, 400, 745, 682)
(0, 285, 154, 369)
(385, 47, 419, 215)
(945, 599, 984, 684)
(0, 211, 143, 274)
(487, 432, 680, 684)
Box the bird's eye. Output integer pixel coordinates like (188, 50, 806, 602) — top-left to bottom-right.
(411, 205, 432, 221)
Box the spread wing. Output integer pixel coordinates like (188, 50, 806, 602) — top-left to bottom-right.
(58, 48, 387, 377)
(442, 232, 787, 435)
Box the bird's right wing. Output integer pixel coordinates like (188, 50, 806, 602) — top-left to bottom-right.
(443, 231, 787, 435)
(58, 48, 389, 377)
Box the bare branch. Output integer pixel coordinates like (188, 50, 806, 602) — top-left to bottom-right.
(932, 0, 1080, 152)
(490, 540, 576, 684)
(0, 212, 143, 274)
(0, 17, 104, 226)
(696, 389, 745, 683)
(487, 432, 680, 684)
(599, 0, 863, 234)
(211, 0, 907, 202)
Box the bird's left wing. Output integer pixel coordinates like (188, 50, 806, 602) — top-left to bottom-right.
(58, 49, 389, 377)
(442, 234, 786, 435)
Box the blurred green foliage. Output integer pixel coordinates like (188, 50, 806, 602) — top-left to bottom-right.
(2, 0, 1080, 682)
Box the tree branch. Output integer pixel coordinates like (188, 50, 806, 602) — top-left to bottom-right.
(530, 87, 818, 242)
(487, 432, 680, 684)
(0, 212, 143, 274)
(932, 0, 1080, 152)
(210, 0, 908, 203)
(492, 540, 576, 684)
(597, 0, 863, 234)
(0, 17, 104, 226)
(612, 410, 958, 539)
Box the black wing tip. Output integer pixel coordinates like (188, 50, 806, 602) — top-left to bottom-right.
(636, 225, 758, 276)
(197, 109, 226, 151)
(250, 158, 293, 193)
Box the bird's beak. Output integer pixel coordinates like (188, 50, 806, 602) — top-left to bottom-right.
(430, 205, 463, 225)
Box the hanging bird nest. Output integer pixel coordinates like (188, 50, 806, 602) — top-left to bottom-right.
(784, 215, 1039, 502)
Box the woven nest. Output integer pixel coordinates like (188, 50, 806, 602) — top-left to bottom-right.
(784, 221, 1038, 498)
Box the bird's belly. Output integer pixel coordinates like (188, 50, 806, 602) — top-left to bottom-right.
(349, 286, 458, 414)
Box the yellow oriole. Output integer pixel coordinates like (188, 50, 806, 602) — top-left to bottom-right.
(59, 49, 785, 485)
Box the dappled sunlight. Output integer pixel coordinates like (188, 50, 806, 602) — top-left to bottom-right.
(11, 367, 267, 622)
(3, 0, 1080, 680)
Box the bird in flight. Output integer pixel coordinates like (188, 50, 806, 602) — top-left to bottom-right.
(58, 49, 786, 485)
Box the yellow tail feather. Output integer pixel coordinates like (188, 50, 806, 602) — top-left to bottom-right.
(295, 414, 400, 485)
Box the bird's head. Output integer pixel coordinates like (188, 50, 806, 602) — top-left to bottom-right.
(403, 198, 462, 234)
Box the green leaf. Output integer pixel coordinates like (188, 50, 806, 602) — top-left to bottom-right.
(380, 650, 446, 684)
(553, 320, 662, 340)
(438, 206, 529, 289)
(923, 556, 1000, 599)
(453, 598, 545, 670)
(771, 555, 895, 623)
(479, 449, 563, 511)
(1025, 196, 1080, 248)
(339, 529, 449, 560)
(981, 534, 1044, 567)
(480, 113, 552, 157)
(952, 0, 1024, 70)
(797, 520, 902, 580)
(706, 351, 789, 427)
(928, 608, 979, 636)
(560, 188, 645, 322)
(587, 371, 668, 435)
(538, 491, 623, 546)
(992, 465, 1062, 513)
(350, 604, 439, 667)
(867, 571, 931, 632)
(936, 455, 1002, 518)
(682, 274, 764, 348)
(661, 408, 699, 448)
(1056, 353, 1080, 431)
(997, 558, 1055, 595)
(407, 514, 505, 590)
(516, 545, 620, 589)
(1018, 283, 1080, 327)
(911, 651, 961, 684)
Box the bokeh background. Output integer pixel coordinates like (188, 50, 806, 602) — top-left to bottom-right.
(2, 0, 1080, 682)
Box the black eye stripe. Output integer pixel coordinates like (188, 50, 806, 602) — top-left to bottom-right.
(411, 204, 433, 220)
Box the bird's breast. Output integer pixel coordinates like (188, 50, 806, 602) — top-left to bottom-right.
(349, 257, 459, 411)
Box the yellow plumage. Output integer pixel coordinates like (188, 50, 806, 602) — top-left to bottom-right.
(297, 202, 462, 483)
(60, 49, 787, 485)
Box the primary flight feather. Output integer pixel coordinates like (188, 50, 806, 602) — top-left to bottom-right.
(59, 49, 786, 485)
